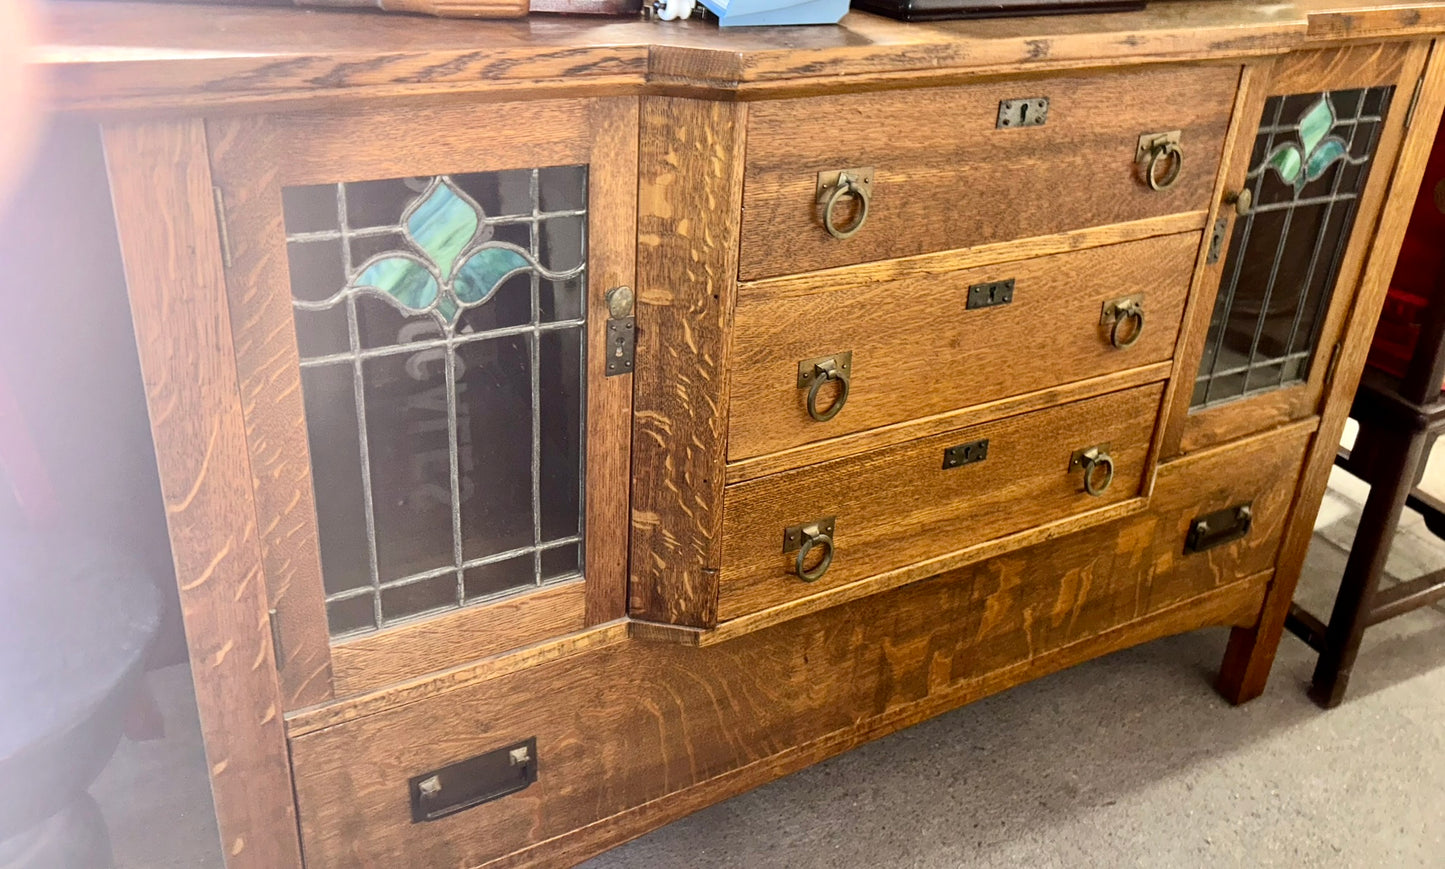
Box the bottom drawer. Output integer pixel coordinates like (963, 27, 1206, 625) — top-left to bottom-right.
(287, 424, 1308, 868)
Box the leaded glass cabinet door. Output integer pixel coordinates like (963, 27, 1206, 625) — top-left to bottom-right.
(208, 99, 637, 709)
(1168, 44, 1426, 455)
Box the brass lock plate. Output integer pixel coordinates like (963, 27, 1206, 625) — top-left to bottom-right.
(997, 98, 1049, 128)
(1099, 294, 1143, 325)
(967, 279, 1015, 310)
(783, 516, 836, 553)
(605, 317, 635, 377)
(1135, 130, 1182, 163)
(815, 167, 874, 201)
(942, 438, 990, 469)
(1069, 443, 1112, 471)
(1206, 216, 1230, 266)
(797, 351, 852, 388)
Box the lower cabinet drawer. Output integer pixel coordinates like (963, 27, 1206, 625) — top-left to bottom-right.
(285, 424, 1305, 869)
(717, 382, 1165, 620)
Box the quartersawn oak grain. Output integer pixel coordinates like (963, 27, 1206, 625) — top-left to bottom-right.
(718, 382, 1164, 619)
(287, 426, 1287, 867)
(629, 97, 746, 628)
(738, 63, 1240, 280)
(1219, 39, 1445, 703)
(730, 232, 1198, 462)
(103, 120, 303, 869)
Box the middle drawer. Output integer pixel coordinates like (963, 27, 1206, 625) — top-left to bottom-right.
(728, 232, 1196, 462)
(718, 381, 1165, 620)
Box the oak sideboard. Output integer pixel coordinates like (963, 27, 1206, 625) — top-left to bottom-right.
(28, 1, 1445, 864)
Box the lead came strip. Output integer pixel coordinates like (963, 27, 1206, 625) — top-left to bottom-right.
(281, 170, 590, 637)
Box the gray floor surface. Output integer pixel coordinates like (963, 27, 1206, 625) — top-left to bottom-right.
(95, 425, 1445, 868)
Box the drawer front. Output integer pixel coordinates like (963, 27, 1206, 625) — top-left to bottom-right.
(718, 382, 1164, 619)
(1142, 421, 1309, 612)
(739, 64, 1239, 280)
(729, 233, 1197, 462)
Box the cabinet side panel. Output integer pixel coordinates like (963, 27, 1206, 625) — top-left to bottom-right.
(629, 97, 746, 627)
(102, 119, 303, 869)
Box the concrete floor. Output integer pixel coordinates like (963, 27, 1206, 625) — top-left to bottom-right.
(96, 426, 1445, 868)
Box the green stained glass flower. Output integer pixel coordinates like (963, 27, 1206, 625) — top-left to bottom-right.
(1304, 138, 1349, 183)
(1298, 97, 1335, 158)
(454, 247, 531, 305)
(352, 255, 439, 311)
(1267, 144, 1303, 185)
(402, 179, 480, 282)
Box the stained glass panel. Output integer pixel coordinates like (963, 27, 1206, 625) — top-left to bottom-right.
(282, 169, 589, 637)
(1193, 87, 1395, 408)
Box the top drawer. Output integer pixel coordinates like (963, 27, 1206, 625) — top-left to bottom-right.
(739, 64, 1240, 280)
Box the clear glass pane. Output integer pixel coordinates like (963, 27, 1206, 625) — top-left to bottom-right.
(1194, 87, 1395, 409)
(457, 334, 534, 561)
(282, 167, 589, 637)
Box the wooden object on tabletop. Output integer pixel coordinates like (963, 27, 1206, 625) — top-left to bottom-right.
(27, 2, 1445, 865)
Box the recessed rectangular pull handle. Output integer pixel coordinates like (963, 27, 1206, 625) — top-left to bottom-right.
(409, 738, 537, 822)
(1185, 502, 1253, 554)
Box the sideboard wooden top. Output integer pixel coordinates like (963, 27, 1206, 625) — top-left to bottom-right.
(32, 0, 1445, 111)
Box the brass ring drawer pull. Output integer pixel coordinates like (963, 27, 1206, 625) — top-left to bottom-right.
(1146, 141, 1183, 191)
(784, 517, 836, 582)
(817, 168, 873, 240)
(1071, 445, 1115, 497)
(797, 352, 852, 422)
(1136, 131, 1183, 192)
(1101, 295, 1146, 349)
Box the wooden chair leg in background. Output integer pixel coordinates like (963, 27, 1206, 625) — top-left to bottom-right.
(1308, 425, 1431, 707)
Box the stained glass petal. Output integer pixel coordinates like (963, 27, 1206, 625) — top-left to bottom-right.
(1267, 144, 1303, 185)
(352, 255, 439, 311)
(454, 247, 532, 305)
(1304, 137, 1349, 182)
(404, 180, 480, 281)
(1298, 97, 1335, 157)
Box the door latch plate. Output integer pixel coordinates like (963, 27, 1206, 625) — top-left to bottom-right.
(605, 317, 635, 376)
(1206, 216, 1230, 266)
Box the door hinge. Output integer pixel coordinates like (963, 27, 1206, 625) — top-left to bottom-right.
(1405, 74, 1426, 131)
(212, 186, 233, 269)
(1323, 342, 1343, 387)
(267, 607, 284, 665)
